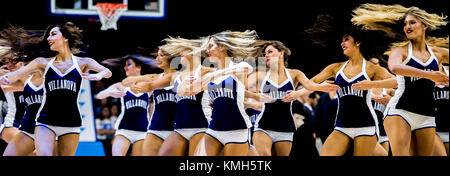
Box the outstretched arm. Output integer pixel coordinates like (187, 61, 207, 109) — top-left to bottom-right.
(388, 47, 448, 84)
(244, 98, 263, 111)
(95, 82, 126, 99)
(0, 57, 44, 85)
(122, 74, 159, 87)
(294, 69, 340, 92)
(282, 65, 340, 102)
(177, 62, 253, 97)
(81, 57, 112, 81)
(244, 70, 273, 103)
(130, 72, 175, 93)
(352, 65, 397, 90)
(1, 81, 25, 92)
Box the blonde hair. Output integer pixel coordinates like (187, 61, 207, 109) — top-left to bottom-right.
(253, 40, 269, 58)
(351, 4, 448, 39)
(384, 36, 449, 55)
(203, 30, 259, 59)
(160, 36, 206, 57)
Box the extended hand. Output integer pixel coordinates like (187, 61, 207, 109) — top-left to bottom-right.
(372, 94, 391, 106)
(122, 76, 138, 87)
(429, 71, 449, 84)
(319, 81, 340, 92)
(352, 80, 373, 90)
(81, 73, 103, 81)
(256, 93, 274, 103)
(0, 75, 11, 85)
(110, 90, 127, 98)
(131, 82, 152, 93)
(281, 90, 300, 103)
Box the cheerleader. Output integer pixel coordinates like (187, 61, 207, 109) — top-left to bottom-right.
(0, 22, 112, 156)
(95, 56, 153, 156)
(249, 40, 339, 156)
(177, 30, 258, 156)
(122, 46, 178, 156)
(351, 4, 449, 155)
(306, 27, 395, 156)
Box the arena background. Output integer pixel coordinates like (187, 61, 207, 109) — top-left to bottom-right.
(0, 0, 448, 157)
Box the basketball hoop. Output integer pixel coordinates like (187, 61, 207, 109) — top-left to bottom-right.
(96, 3, 127, 31)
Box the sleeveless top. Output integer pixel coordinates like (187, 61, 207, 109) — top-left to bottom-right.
(36, 56, 83, 127)
(387, 43, 439, 116)
(255, 68, 297, 132)
(207, 62, 251, 131)
(115, 87, 150, 132)
(147, 73, 177, 131)
(334, 59, 377, 128)
(172, 66, 209, 129)
(19, 75, 44, 133)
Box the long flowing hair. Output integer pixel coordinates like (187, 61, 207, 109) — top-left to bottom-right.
(201, 30, 259, 60)
(351, 3, 448, 40)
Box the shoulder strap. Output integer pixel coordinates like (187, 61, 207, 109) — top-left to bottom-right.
(407, 42, 414, 58)
(284, 68, 294, 85)
(337, 61, 349, 75)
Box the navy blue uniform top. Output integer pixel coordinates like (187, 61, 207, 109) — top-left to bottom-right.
(387, 43, 439, 117)
(434, 84, 449, 132)
(207, 63, 251, 131)
(372, 95, 387, 136)
(3, 91, 26, 128)
(246, 108, 261, 126)
(116, 87, 150, 132)
(9, 92, 26, 128)
(37, 56, 83, 127)
(148, 74, 177, 131)
(19, 76, 44, 134)
(334, 59, 377, 128)
(172, 67, 209, 129)
(255, 68, 297, 132)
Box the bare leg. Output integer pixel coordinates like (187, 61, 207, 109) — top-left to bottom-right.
(372, 143, 388, 156)
(3, 132, 35, 156)
(272, 141, 292, 156)
(1, 127, 20, 143)
(384, 116, 411, 156)
(57, 133, 80, 156)
(413, 128, 435, 156)
(353, 135, 378, 156)
(223, 142, 249, 156)
(188, 133, 205, 156)
(142, 133, 164, 156)
(320, 130, 351, 156)
(193, 135, 207, 156)
(111, 135, 131, 156)
(252, 131, 272, 156)
(131, 140, 144, 156)
(158, 132, 188, 156)
(35, 126, 57, 156)
(203, 134, 223, 156)
(432, 134, 447, 156)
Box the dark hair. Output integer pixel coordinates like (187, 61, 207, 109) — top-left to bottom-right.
(0, 25, 43, 62)
(42, 22, 84, 54)
(304, 14, 391, 59)
(342, 26, 364, 44)
(261, 40, 292, 67)
(367, 53, 388, 68)
(124, 55, 146, 74)
(309, 91, 320, 99)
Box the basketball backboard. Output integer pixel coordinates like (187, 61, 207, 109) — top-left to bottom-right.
(49, 0, 165, 19)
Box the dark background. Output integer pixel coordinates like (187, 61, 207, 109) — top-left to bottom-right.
(0, 0, 448, 171)
(1, 0, 447, 84)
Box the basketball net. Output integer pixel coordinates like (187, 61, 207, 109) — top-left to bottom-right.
(96, 3, 127, 31)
